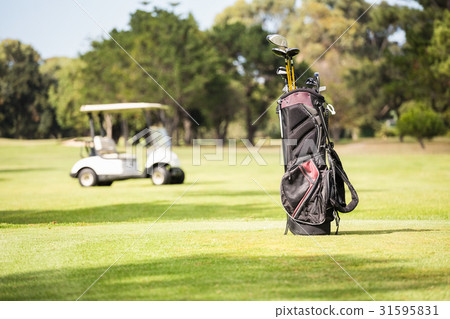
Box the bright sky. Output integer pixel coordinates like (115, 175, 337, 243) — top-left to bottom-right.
(0, 0, 237, 59)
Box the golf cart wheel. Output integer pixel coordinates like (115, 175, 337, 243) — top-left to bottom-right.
(170, 168, 185, 184)
(78, 168, 98, 187)
(151, 166, 171, 185)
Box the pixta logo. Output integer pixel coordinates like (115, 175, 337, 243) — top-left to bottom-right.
(126, 128, 174, 172)
(192, 138, 321, 166)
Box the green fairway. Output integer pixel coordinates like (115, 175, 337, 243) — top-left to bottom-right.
(0, 138, 449, 300)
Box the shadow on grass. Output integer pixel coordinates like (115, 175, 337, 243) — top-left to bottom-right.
(0, 168, 54, 174)
(0, 201, 278, 225)
(340, 229, 435, 235)
(188, 189, 280, 197)
(1, 254, 447, 301)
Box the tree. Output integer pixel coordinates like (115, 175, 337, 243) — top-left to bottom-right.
(339, 0, 450, 142)
(81, 8, 225, 144)
(427, 9, 450, 126)
(397, 100, 446, 148)
(214, 0, 296, 32)
(41, 57, 87, 136)
(201, 76, 245, 140)
(386, 1, 449, 127)
(0, 39, 56, 138)
(285, 0, 371, 138)
(210, 22, 283, 143)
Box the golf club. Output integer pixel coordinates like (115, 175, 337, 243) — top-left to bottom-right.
(314, 72, 320, 92)
(266, 34, 288, 49)
(271, 47, 293, 91)
(305, 77, 317, 89)
(267, 34, 300, 91)
(276, 67, 289, 93)
(286, 48, 300, 90)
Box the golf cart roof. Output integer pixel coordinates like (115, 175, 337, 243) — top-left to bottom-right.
(80, 103, 166, 113)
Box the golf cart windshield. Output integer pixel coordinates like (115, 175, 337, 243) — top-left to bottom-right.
(79, 102, 170, 147)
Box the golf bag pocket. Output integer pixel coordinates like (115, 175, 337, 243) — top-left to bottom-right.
(280, 159, 330, 225)
(280, 101, 320, 161)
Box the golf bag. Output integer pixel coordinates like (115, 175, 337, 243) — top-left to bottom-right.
(277, 88, 359, 235)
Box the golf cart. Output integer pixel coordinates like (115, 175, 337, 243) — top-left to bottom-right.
(70, 103, 185, 187)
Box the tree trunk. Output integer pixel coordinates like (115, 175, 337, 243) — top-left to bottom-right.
(215, 121, 229, 141)
(220, 121, 229, 141)
(245, 104, 256, 145)
(418, 137, 425, 149)
(351, 127, 359, 141)
(183, 117, 192, 145)
(105, 114, 113, 138)
(121, 118, 129, 147)
(247, 125, 256, 145)
(330, 126, 342, 142)
(170, 109, 180, 146)
(160, 109, 168, 129)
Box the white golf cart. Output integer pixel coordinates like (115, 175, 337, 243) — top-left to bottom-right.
(70, 103, 185, 187)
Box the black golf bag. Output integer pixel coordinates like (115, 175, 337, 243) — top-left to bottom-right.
(277, 88, 359, 235)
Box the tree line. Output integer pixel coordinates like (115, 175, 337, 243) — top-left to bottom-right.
(0, 0, 448, 146)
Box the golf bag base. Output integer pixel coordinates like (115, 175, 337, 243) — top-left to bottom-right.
(285, 217, 330, 235)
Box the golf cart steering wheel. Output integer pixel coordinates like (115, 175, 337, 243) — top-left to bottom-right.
(81, 141, 93, 158)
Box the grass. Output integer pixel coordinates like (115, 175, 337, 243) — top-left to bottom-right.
(0, 138, 449, 300)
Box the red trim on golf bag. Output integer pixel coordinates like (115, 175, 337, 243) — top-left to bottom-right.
(281, 91, 313, 109)
(292, 160, 319, 218)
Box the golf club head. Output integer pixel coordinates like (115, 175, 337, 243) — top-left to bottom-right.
(276, 67, 287, 76)
(286, 48, 300, 58)
(314, 72, 320, 90)
(272, 47, 287, 58)
(266, 34, 288, 48)
(305, 77, 317, 88)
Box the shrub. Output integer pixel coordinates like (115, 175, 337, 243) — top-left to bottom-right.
(397, 101, 446, 148)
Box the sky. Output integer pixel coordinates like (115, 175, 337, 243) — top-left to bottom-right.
(0, 0, 421, 60)
(0, 0, 237, 59)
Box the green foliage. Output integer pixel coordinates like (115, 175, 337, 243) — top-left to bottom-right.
(41, 57, 87, 136)
(81, 8, 243, 143)
(342, 1, 408, 137)
(376, 124, 398, 138)
(201, 76, 245, 139)
(397, 100, 446, 148)
(427, 10, 450, 126)
(289, 0, 366, 58)
(210, 22, 284, 142)
(214, 0, 296, 31)
(428, 10, 450, 76)
(0, 39, 57, 138)
(337, 1, 449, 138)
(395, 2, 449, 115)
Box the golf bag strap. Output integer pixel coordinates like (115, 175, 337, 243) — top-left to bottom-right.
(328, 148, 359, 213)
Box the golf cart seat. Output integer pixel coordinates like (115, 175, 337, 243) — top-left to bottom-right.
(93, 136, 134, 159)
